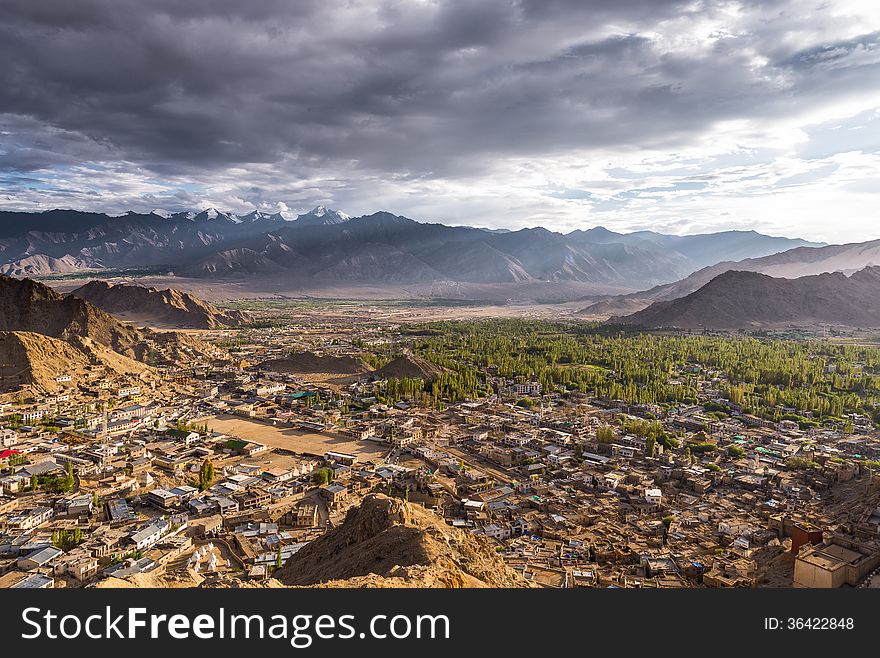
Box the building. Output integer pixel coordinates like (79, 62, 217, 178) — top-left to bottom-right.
(324, 483, 349, 506)
(10, 574, 55, 588)
(17, 545, 63, 571)
(0, 429, 17, 447)
(235, 488, 271, 511)
(794, 537, 880, 588)
(8, 506, 54, 530)
(645, 488, 663, 506)
(512, 382, 542, 396)
(105, 498, 135, 522)
(66, 494, 94, 516)
(144, 488, 180, 510)
(130, 521, 169, 551)
(324, 451, 358, 465)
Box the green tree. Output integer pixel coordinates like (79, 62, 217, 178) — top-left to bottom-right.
(312, 468, 334, 486)
(198, 458, 215, 491)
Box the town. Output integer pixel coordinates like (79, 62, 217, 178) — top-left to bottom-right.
(2, 313, 880, 590)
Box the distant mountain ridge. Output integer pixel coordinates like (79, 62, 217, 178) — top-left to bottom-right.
(0, 208, 821, 293)
(176, 212, 820, 290)
(612, 266, 880, 329)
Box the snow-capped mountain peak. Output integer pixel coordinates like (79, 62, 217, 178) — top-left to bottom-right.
(193, 208, 238, 223)
(239, 210, 267, 223)
(294, 205, 351, 225)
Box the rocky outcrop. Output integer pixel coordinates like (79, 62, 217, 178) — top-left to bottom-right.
(274, 494, 531, 588)
(0, 275, 145, 357)
(372, 355, 446, 382)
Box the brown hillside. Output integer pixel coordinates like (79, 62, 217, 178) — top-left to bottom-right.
(614, 266, 880, 329)
(0, 275, 145, 357)
(259, 351, 370, 375)
(0, 331, 150, 393)
(372, 355, 445, 381)
(274, 494, 531, 588)
(0, 276, 226, 392)
(71, 280, 251, 329)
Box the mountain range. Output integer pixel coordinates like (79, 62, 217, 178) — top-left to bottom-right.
(0, 208, 820, 293)
(613, 267, 880, 329)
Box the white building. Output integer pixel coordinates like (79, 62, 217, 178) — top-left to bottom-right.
(482, 523, 512, 540)
(512, 382, 542, 396)
(130, 520, 169, 551)
(0, 429, 17, 448)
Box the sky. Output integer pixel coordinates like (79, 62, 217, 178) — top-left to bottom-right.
(1, 0, 879, 242)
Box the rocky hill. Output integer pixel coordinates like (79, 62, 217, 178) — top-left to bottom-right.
(613, 266, 880, 329)
(0, 275, 225, 392)
(70, 280, 251, 329)
(258, 351, 370, 376)
(274, 494, 531, 588)
(0, 331, 92, 392)
(372, 355, 446, 381)
(0, 331, 150, 393)
(580, 237, 880, 318)
(0, 275, 145, 357)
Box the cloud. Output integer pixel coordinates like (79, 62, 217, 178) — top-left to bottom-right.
(0, 0, 879, 241)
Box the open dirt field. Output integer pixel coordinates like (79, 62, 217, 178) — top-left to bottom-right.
(205, 413, 389, 460)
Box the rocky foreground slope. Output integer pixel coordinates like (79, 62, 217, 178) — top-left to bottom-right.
(274, 494, 531, 588)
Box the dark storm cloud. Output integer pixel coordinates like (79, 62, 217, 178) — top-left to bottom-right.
(0, 0, 878, 184)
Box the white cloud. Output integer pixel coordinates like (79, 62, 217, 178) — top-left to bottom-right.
(0, 0, 879, 242)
